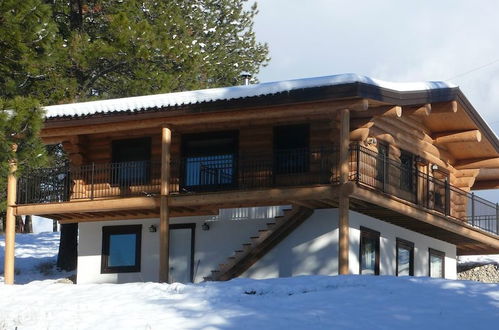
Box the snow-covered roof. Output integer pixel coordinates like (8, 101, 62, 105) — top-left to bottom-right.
(43, 73, 457, 119)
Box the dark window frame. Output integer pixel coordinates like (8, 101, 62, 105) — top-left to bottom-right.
(181, 130, 239, 191)
(170, 223, 196, 283)
(396, 238, 414, 276)
(111, 137, 152, 186)
(400, 150, 416, 192)
(428, 248, 445, 278)
(273, 124, 310, 174)
(101, 225, 142, 274)
(376, 142, 389, 187)
(359, 226, 380, 275)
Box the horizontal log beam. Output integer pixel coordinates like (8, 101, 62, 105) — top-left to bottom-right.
(41, 99, 369, 138)
(351, 105, 401, 118)
(455, 157, 499, 170)
(15, 197, 160, 215)
(350, 127, 370, 141)
(433, 129, 481, 144)
(403, 104, 431, 117)
(15, 184, 352, 216)
(472, 180, 499, 190)
(431, 100, 458, 113)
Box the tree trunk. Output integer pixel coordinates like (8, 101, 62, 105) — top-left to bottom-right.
(57, 223, 78, 271)
(24, 215, 33, 233)
(53, 220, 58, 232)
(0, 214, 4, 233)
(15, 215, 24, 233)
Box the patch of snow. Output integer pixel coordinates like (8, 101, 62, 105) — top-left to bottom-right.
(43, 74, 457, 119)
(0, 232, 69, 284)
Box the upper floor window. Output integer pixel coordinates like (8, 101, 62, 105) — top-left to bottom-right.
(400, 151, 415, 192)
(429, 248, 445, 278)
(181, 131, 238, 190)
(273, 124, 310, 174)
(359, 226, 380, 275)
(112, 137, 151, 185)
(376, 142, 389, 187)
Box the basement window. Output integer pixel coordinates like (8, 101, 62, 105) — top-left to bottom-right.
(359, 227, 380, 275)
(101, 225, 142, 273)
(396, 238, 414, 276)
(429, 248, 445, 278)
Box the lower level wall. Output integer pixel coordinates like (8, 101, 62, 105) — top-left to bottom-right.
(241, 209, 457, 279)
(77, 207, 457, 284)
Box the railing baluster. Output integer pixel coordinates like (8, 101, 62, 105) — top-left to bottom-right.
(496, 203, 499, 235)
(90, 163, 95, 200)
(471, 192, 475, 226)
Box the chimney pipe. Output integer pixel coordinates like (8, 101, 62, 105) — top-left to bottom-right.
(240, 72, 252, 85)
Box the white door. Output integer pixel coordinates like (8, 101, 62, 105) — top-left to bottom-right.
(169, 225, 194, 283)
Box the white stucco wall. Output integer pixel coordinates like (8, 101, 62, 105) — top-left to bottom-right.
(348, 210, 457, 279)
(77, 206, 286, 284)
(242, 209, 457, 280)
(78, 218, 160, 284)
(77, 206, 457, 284)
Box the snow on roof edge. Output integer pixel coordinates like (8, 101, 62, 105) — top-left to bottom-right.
(43, 73, 458, 119)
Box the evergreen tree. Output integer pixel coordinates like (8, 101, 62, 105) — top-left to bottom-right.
(39, 0, 270, 102)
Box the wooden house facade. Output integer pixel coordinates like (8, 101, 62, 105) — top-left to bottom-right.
(4, 74, 499, 284)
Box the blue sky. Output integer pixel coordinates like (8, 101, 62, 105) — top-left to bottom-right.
(253, 0, 499, 127)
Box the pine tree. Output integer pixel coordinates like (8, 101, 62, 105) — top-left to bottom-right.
(35, 0, 269, 102)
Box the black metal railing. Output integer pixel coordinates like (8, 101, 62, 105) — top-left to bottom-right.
(171, 147, 338, 193)
(17, 160, 162, 204)
(17, 147, 338, 204)
(350, 144, 499, 235)
(15, 142, 499, 236)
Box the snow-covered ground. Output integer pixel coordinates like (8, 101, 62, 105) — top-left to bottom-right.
(1, 275, 499, 329)
(1, 232, 499, 329)
(0, 232, 70, 284)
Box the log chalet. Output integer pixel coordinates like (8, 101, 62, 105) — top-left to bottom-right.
(4, 73, 499, 284)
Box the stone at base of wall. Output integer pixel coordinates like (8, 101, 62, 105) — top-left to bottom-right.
(457, 263, 499, 283)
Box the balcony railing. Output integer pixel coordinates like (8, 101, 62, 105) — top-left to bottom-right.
(350, 144, 499, 235)
(15, 144, 499, 236)
(17, 147, 338, 204)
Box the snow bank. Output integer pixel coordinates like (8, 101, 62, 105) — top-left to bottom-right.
(0, 276, 498, 329)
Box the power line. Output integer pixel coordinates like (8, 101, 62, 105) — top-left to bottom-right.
(446, 58, 499, 81)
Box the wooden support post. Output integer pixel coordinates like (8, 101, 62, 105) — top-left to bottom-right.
(159, 126, 172, 283)
(4, 150, 17, 285)
(338, 109, 350, 275)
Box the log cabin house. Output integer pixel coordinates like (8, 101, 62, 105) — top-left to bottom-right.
(4, 73, 499, 284)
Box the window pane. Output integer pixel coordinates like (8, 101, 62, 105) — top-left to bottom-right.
(361, 237, 377, 275)
(430, 254, 444, 278)
(184, 154, 234, 187)
(397, 247, 411, 276)
(108, 234, 137, 267)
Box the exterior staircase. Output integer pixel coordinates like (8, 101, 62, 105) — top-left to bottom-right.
(204, 205, 314, 281)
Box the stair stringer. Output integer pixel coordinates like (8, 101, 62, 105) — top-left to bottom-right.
(204, 205, 314, 281)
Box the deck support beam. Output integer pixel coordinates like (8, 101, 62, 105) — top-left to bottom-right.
(4, 147, 17, 285)
(338, 109, 350, 275)
(159, 126, 172, 283)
